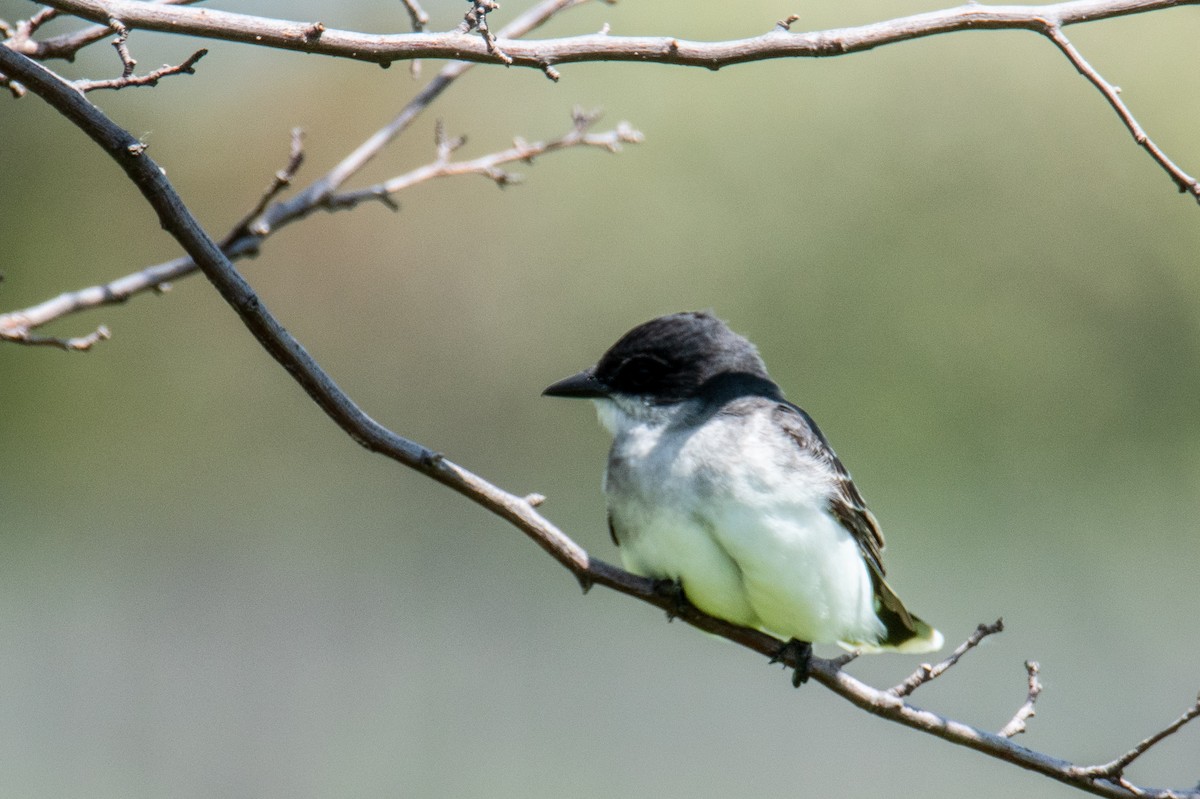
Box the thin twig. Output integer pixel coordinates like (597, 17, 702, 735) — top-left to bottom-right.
(399, 0, 430, 76)
(458, 0, 513, 65)
(74, 47, 206, 91)
(4, 43, 1198, 799)
(106, 17, 136, 76)
(1038, 23, 1200, 200)
(221, 127, 306, 244)
(16, 7, 59, 40)
(999, 660, 1043, 738)
(889, 618, 1004, 697)
(0, 72, 25, 97)
(1071, 695, 1200, 779)
(400, 0, 430, 31)
(0, 323, 110, 351)
(323, 112, 642, 210)
(8, 0, 202, 62)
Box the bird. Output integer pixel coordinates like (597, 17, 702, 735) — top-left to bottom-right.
(543, 311, 942, 680)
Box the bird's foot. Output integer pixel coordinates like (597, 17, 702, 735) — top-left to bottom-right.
(770, 638, 813, 687)
(652, 578, 689, 622)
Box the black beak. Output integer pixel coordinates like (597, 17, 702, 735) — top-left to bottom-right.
(543, 368, 610, 399)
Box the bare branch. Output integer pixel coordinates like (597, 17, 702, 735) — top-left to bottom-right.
(324, 111, 642, 210)
(0, 0, 608, 345)
(221, 127, 306, 244)
(5, 42, 1198, 799)
(0, 322, 110, 351)
(6, 0, 203, 63)
(74, 47, 207, 92)
(458, 0, 513, 66)
(1, 6, 59, 89)
(32, 0, 1200, 201)
(0, 72, 25, 97)
(1038, 23, 1200, 200)
(999, 660, 1043, 738)
(1071, 695, 1200, 781)
(12, 7, 60, 42)
(35, 0, 1198, 70)
(399, 0, 430, 76)
(106, 17, 136, 77)
(400, 0, 430, 32)
(889, 618, 1005, 697)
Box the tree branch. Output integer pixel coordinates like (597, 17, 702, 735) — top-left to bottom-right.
(3, 0, 203, 62)
(889, 618, 1005, 698)
(0, 0, 624, 346)
(998, 660, 1044, 738)
(1037, 23, 1199, 198)
(2, 39, 1196, 799)
(323, 110, 641, 211)
(1070, 696, 1200, 782)
(0, 322, 110, 351)
(73, 47, 207, 92)
(25, 0, 1193, 69)
(0, 112, 638, 346)
(24, 0, 1199, 202)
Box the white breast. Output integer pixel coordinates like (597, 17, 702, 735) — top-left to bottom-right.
(601, 399, 885, 648)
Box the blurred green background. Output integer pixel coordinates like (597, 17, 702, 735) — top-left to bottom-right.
(2, 0, 1199, 796)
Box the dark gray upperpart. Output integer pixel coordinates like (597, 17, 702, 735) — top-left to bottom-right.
(544, 311, 778, 405)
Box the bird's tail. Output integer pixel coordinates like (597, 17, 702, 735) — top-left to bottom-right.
(857, 572, 944, 654)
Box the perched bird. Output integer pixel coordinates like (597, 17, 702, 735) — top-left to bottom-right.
(543, 312, 942, 677)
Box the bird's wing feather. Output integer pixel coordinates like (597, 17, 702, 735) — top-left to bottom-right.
(772, 401, 921, 635)
(771, 402, 887, 576)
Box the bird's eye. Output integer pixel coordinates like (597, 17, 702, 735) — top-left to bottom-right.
(615, 355, 666, 391)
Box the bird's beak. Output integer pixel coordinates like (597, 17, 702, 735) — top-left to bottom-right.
(543, 368, 610, 399)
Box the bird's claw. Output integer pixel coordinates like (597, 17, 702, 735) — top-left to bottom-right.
(652, 578, 689, 621)
(771, 638, 813, 687)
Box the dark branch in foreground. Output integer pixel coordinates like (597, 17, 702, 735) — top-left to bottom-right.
(2, 41, 1197, 799)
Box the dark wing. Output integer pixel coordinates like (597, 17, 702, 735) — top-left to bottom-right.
(771, 401, 886, 574)
(772, 401, 919, 637)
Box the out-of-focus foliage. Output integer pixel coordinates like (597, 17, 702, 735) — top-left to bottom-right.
(1, 1, 1197, 796)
